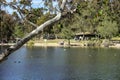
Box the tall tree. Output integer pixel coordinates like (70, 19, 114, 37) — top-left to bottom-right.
(0, 10, 15, 41)
(97, 17, 118, 39)
(0, 0, 77, 62)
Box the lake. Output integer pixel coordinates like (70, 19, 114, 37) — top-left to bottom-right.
(0, 46, 120, 80)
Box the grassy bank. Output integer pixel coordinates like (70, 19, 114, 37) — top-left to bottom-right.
(27, 39, 102, 47)
(26, 39, 119, 48)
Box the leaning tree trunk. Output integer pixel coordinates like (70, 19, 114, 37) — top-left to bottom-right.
(0, 0, 67, 62)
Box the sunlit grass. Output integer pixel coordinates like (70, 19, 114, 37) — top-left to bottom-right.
(111, 37, 120, 40)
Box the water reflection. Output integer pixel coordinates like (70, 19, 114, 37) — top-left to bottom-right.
(0, 47, 120, 80)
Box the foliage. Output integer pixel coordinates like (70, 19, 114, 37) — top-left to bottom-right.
(0, 10, 15, 40)
(75, 0, 119, 39)
(14, 25, 24, 38)
(52, 23, 63, 38)
(26, 40, 34, 47)
(37, 12, 50, 25)
(60, 27, 73, 40)
(97, 17, 118, 39)
(26, 8, 43, 23)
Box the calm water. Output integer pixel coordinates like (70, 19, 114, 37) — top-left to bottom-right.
(0, 46, 120, 80)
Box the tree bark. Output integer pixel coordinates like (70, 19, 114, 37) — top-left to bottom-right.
(0, 0, 67, 62)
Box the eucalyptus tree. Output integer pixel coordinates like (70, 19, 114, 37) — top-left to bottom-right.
(0, 0, 78, 62)
(74, 0, 119, 39)
(97, 17, 118, 39)
(72, 0, 99, 36)
(0, 10, 16, 41)
(109, 0, 120, 34)
(95, 0, 119, 38)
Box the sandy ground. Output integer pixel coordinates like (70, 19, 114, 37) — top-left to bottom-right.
(34, 43, 60, 47)
(109, 44, 120, 48)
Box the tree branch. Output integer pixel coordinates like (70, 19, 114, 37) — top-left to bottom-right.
(0, 0, 67, 62)
(7, 3, 38, 28)
(15, 5, 38, 28)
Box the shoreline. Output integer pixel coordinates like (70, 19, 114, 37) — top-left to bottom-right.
(33, 42, 120, 49)
(0, 42, 120, 49)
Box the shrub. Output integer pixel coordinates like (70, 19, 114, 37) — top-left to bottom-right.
(26, 40, 34, 47)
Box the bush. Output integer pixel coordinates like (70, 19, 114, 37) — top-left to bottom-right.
(26, 40, 34, 47)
